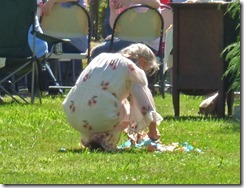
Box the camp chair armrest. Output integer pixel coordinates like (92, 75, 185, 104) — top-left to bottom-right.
(32, 31, 71, 44)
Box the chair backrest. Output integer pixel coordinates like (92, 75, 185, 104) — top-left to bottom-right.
(41, 3, 90, 39)
(160, 4, 173, 39)
(110, 4, 164, 54)
(0, 0, 36, 58)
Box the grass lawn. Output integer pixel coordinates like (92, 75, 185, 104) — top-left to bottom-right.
(0, 92, 241, 184)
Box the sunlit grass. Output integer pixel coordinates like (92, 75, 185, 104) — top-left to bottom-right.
(0, 93, 240, 184)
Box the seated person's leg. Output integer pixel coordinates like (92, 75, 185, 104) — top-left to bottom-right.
(0, 95, 3, 104)
(28, 19, 48, 59)
(61, 41, 84, 84)
(49, 36, 87, 85)
(27, 20, 49, 93)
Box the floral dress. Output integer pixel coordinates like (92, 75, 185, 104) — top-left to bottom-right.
(62, 53, 163, 151)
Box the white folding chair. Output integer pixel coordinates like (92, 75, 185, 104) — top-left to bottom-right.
(160, 3, 173, 42)
(109, 4, 165, 97)
(36, 2, 91, 91)
(160, 4, 173, 91)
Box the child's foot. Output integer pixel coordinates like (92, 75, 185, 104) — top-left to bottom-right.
(147, 133, 160, 141)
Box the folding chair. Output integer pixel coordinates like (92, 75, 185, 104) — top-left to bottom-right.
(35, 2, 91, 92)
(109, 4, 165, 97)
(160, 3, 173, 92)
(0, 0, 41, 104)
(160, 4, 173, 38)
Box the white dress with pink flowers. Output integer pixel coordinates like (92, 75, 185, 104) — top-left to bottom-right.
(62, 53, 163, 150)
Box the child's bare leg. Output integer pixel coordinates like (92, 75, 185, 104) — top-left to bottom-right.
(120, 121, 129, 131)
(147, 122, 160, 140)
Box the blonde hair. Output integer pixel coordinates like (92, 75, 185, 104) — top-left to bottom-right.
(119, 43, 160, 75)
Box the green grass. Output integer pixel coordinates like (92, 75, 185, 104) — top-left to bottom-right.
(0, 93, 241, 184)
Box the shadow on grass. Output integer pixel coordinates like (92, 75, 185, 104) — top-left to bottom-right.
(164, 115, 238, 122)
(163, 115, 240, 133)
(0, 100, 26, 105)
(57, 147, 146, 154)
(163, 115, 240, 122)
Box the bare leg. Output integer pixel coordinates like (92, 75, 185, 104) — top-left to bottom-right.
(120, 121, 129, 130)
(147, 122, 160, 140)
